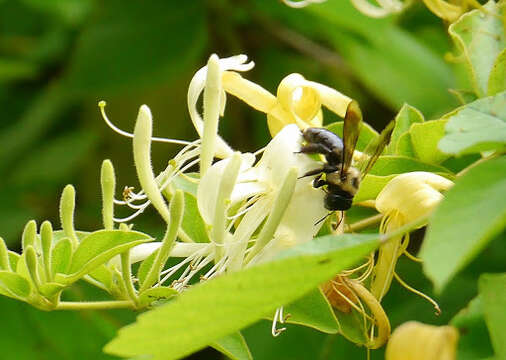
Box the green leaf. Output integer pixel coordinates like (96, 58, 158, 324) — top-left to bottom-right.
(410, 120, 450, 164)
(451, 297, 494, 360)
(334, 308, 368, 345)
(137, 249, 158, 287)
(64, 1, 206, 95)
(395, 131, 416, 158)
(326, 121, 378, 152)
(438, 92, 506, 155)
(421, 156, 506, 292)
(368, 156, 451, 176)
(59, 230, 151, 283)
(51, 237, 72, 277)
(488, 49, 506, 96)
(354, 174, 396, 202)
(180, 192, 209, 243)
(283, 288, 339, 334)
(210, 332, 253, 360)
(89, 265, 113, 290)
(104, 234, 380, 360)
(138, 287, 177, 308)
(39, 282, 65, 298)
(386, 104, 424, 155)
(479, 273, 506, 359)
(449, 0, 505, 97)
(0, 271, 31, 300)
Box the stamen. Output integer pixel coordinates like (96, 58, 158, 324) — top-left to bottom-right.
(271, 307, 287, 337)
(393, 272, 441, 316)
(403, 249, 423, 263)
(98, 101, 195, 146)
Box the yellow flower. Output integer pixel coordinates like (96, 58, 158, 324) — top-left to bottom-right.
(372, 172, 453, 303)
(386, 321, 459, 360)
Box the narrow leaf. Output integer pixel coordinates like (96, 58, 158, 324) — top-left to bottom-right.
(104, 233, 379, 360)
(0, 271, 31, 300)
(51, 238, 72, 277)
(421, 157, 506, 291)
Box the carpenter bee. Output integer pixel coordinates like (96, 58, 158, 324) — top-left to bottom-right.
(299, 107, 395, 222)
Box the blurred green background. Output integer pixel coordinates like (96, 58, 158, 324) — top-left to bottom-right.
(0, 0, 499, 359)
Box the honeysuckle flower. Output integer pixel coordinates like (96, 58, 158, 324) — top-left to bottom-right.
(188, 54, 354, 140)
(371, 172, 453, 305)
(197, 124, 327, 269)
(386, 321, 459, 360)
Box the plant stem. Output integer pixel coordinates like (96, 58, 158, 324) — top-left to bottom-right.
(346, 214, 383, 233)
(56, 301, 134, 310)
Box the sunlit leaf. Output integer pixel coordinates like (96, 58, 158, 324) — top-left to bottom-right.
(58, 230, 151, 284)
(438, 92, 506, 155)
(488, 49, 506, 96)
(449, 0, 505, 97)
(386, 104, 424, 155)
(0, 271, 31, 300)
(326, 121, 378, 151)
(104, 234, 380, 360)
(410, 119, 449, 164)
(354, 174, 396, 202)
(369, 156, 451, 176)
(421, 156, 506, 292)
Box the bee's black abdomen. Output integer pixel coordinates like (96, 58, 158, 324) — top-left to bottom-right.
(324, 191, 353, 211)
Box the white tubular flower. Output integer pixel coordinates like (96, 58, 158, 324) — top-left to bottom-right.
(282, 0, 327, 8)
(386, 322, 459, 360)
(350, 0, 405, 18)
(197, 124, 327, 271)
(188, 54, 254, 161)
(371, 172, 453, 306)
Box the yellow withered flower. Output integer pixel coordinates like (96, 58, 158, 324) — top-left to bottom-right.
(386, 321, 459, 360)
(371, 172, 453, 305)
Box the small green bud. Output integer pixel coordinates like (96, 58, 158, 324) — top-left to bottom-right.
(59, 185, 79, 250)
(22, 220, 37, 252)
(40, 221, 53, 281)
(101, 159, 116, 230)
(0, 237, 11, 271)
(25, 246, 41, 291)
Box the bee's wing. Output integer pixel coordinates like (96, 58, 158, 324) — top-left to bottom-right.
(358, 119, 396, 180)
(341, 101, 362, 177)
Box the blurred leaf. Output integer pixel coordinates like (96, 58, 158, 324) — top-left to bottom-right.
(0, 83, 71, 174)
(104, 234, 380, 360)
(10, 130, 97, 186)
(369, 156, 451, 176)
(438, 92, 506, 156)
(488, 49, 506, 96)
(0, 270, 31, 300)
(64, 0, 206, 95)
(326, 121, 378, 151)
(0, 58, 38, 82)
(479, 273, 506, 359)
(58, 230, 151, 283)
(284, 288, 339, 334)
(20, 0, 93, 26)
(211, 332, 253, 360)
(421, 156, 506, 292)
(410, 119, 449, 164)
(354, 174, 396, 202)
(449, 0, 505, 97)
(451, 296, 494, 360)
(386, 104, 424, 155)
(334, 307, 368, 345)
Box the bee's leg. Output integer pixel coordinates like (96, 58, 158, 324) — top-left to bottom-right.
(299, 164, 339, 179)
(296, 143, 332, 157)
(313, 176, 328, 188)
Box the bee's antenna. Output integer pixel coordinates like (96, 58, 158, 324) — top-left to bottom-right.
(314, 212, 332, 226)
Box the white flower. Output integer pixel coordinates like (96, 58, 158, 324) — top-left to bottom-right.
(197, 124, 327, 270)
